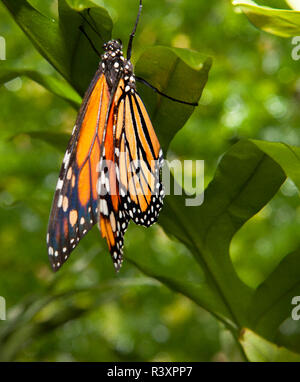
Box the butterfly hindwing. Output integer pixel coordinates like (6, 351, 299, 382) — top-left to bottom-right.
(98, 81, 130, 271)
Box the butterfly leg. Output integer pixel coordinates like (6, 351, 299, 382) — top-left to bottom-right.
(135, 76, 198, 106)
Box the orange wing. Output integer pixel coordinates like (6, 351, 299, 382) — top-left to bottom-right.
(115, 91, 164, 227)
(47, 70, 111, 271)
(97, 79, 130, 271)
(97, 84, 165, 271)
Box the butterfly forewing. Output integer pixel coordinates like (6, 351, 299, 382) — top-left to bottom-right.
(47, 71, 111, 271)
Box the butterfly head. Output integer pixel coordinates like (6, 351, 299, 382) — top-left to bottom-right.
(103, 40, 123, 56)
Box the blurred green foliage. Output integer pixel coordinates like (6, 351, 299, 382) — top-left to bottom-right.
(1, 0, 300, 362)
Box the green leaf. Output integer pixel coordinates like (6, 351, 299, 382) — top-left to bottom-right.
(240, 329, 300, 361)
(252, 140, 300, 193)
(2, 0, 113, 95)
(58, 0, 112, 94)
(232, 0, 300, 37)
(127, 140, 285, 330)
(3, 1, 211, 137)
(126, 244, 234, 326)
(0, 61, 81, 109)
(249, 248, 300, 340)
(239, 140, 300, 339)
(9, 131, 71, 152)
(135, 46, 212, 152)
(2, 0, 70, 80)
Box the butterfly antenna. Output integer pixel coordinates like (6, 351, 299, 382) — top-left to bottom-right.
(79, 9, 104, 43)
(127, 0, 143, 60)
(136, 76, 198, 106)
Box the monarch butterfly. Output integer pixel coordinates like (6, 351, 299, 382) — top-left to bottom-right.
(47, 0, 197, 272)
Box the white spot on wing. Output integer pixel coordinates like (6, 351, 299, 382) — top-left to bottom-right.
(57, 194, 63, 208)
(63, 151, 71, 168)
(56, 179, 63, 190)
(100, 199, 108, 216)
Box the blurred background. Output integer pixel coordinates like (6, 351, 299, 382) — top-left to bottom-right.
(0, 0, 299, 361)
